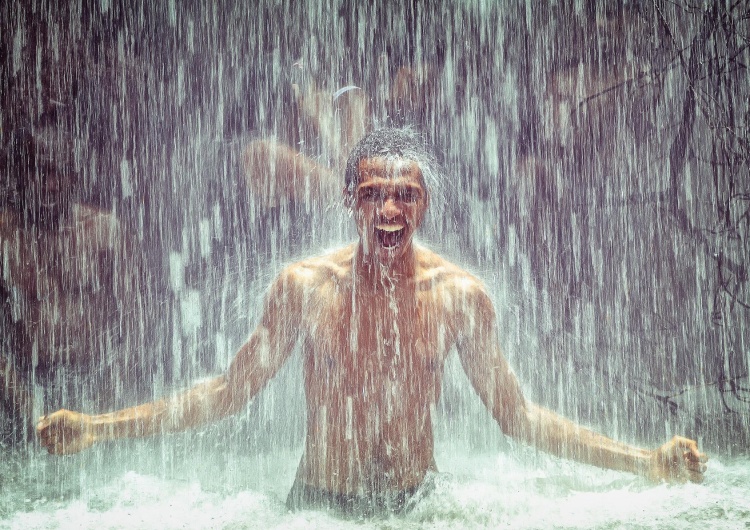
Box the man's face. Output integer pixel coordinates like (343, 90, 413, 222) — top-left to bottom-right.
(350, 156, 428, 263)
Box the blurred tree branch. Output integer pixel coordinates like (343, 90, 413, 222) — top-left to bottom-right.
(650, 2, 749, 418)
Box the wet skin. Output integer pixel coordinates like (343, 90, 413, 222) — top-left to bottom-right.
(37, 156, 707, 494)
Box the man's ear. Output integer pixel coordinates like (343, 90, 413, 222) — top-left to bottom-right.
(343, 187, 355, 210)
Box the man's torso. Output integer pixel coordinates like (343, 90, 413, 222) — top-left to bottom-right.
(288, 244, 478, 495)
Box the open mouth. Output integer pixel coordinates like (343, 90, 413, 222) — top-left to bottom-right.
(375, 223, 406, 249)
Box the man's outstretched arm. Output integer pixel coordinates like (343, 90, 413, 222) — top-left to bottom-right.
(455, 282, 707, 483)
(37, 266, 305, 454)
(505, 400, 706, 483)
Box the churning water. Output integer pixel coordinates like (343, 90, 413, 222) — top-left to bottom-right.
(2, 425, 750, 529)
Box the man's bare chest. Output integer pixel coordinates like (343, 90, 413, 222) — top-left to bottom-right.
(301, 288, 455, 389)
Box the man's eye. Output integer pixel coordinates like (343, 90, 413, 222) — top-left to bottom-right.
(360, 189, 379, 202)
(397, 190, 418, 202)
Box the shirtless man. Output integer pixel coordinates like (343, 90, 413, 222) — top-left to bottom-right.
(1, 126, 148, 434)
(37, 128, 707, 516)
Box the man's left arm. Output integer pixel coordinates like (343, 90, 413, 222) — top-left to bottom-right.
(454, 282, 707, 483)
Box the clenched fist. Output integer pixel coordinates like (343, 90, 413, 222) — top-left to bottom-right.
(649, 435, 708, 484)
(37, 409, 97, 455)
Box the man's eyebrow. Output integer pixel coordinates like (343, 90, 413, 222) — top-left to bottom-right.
(356, 180, 423, 190)
(396, 182, 424, 191)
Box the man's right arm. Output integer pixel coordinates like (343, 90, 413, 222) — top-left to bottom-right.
(37, 265, 306, 454)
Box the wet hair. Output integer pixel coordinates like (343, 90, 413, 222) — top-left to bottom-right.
(343, 127, 441, 198)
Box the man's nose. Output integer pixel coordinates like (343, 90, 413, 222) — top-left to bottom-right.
(379, 196, 402, 218)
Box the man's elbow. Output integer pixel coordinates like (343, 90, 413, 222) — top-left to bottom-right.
(217, 372, 265, 420)
(497, 404, 535, 442)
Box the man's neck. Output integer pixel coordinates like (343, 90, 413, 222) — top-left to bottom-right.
(354, 243, 418, 290)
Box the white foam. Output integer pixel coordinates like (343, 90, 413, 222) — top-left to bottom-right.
(5, 444, 749, 530)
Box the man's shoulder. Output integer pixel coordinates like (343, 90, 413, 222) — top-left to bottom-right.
(415, 245, 486, 290)
(277, 244, 355, 286)
(414, 245, 495, 316)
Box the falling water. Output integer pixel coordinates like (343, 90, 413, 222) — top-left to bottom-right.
(1, 1, 749, 528)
